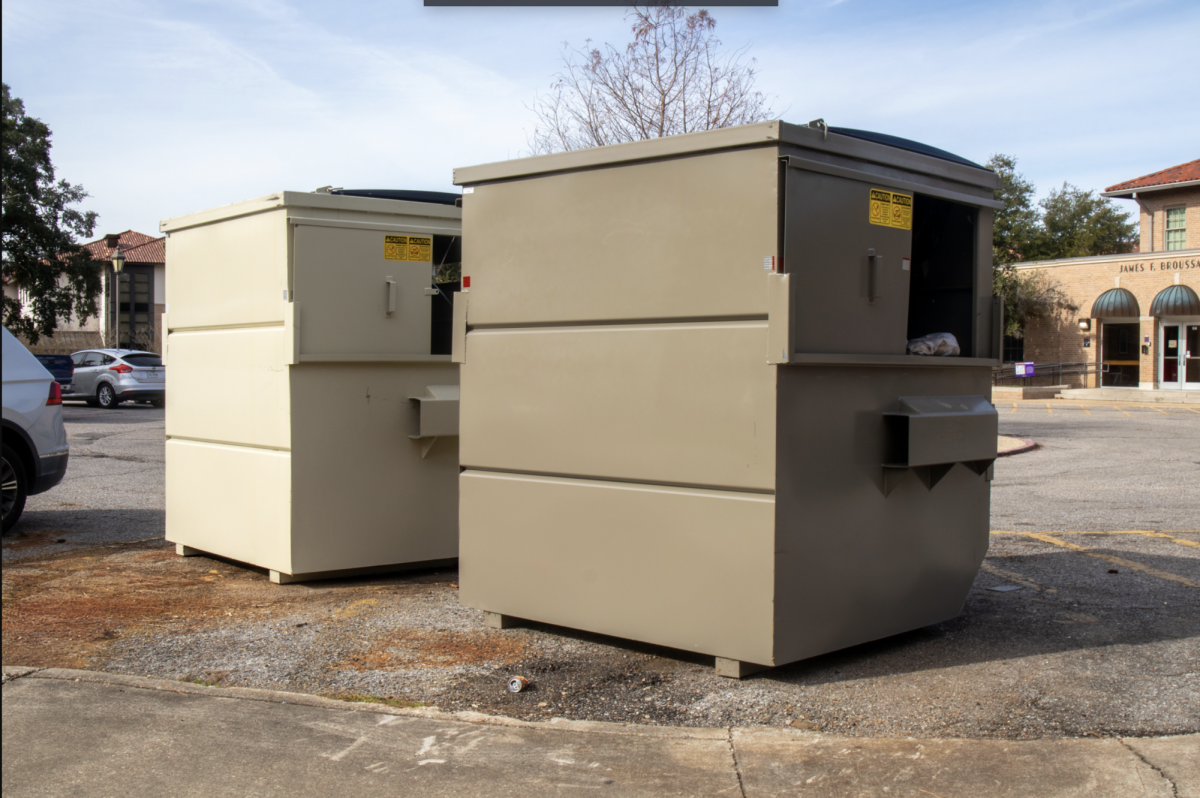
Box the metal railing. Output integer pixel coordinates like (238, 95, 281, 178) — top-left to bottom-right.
(992, 361, 1110, 387)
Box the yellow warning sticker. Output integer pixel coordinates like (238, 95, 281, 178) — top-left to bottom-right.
(869, 189, 892, 228)
(384, 235, 433, 262)
(384, 235, 406, 260)
(869, 188, 913, 230)
(890, 192, 912, 230)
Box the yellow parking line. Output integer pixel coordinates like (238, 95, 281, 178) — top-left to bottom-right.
(1149, 406, 1167, 415)
(1077, 404, 1091, 415)
(1187, 407, 1200, 415)
(1112, 406, 1132, 417)
(1010, 403, 1018, 413)
(1045, 403, 1053, 414)
(993, 531, 1198, 588)
(1068, 530, 1200, 551)
(980, 561, 1057, 594)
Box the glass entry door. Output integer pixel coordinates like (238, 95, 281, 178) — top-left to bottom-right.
(1161, 322, 1200, 389)
(1101, 322, 1139, 386)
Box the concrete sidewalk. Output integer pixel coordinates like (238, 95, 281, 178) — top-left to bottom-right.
(3, 668, 1195, 797)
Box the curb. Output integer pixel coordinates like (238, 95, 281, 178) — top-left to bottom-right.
(6, 665, 1194, 748)
(997, 437, 1037, 457)
(1, 666, 728, 742)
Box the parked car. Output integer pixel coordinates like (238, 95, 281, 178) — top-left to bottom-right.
(34, 354, 74, 394)
(65, 349, 165, 409)
(2, 327, 69, 533)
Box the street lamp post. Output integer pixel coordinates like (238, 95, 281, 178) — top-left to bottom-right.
(112, 245, 126, 349)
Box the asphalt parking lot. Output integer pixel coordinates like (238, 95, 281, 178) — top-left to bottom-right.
(2, 400, 1197, 740)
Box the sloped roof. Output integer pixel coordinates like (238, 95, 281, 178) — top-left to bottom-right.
(1104, 159, 1200, 195)
(82, 230, 165, 264)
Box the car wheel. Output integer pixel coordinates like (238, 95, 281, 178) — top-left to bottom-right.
(2, 444, 28, 534)
(97, 383, 120, 409)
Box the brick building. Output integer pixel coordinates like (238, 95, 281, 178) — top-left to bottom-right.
(5, 230, 167, 355)
(1017, 159, 1199, 391)
(83, 231, 167, 353)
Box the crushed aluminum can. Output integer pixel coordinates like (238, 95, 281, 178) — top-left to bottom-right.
(507, 676, 529, 693)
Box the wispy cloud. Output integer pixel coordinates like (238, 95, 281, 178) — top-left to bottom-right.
(2, 0, 1195, 234)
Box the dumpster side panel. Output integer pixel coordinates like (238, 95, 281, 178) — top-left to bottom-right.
(461, 146, 778, 326)
(166, 438, 292, 572)
(287, 362, 459, 574)
(772, 365, 993, 665)
(164, 326, 292, 450)
(459, 469, 776, 665)
(459, 321, 776, 492)
(165, 208, 289, 330)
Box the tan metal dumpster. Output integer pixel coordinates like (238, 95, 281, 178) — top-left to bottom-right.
(161, 190, 462, 583)
(452, 121, 1002, 676)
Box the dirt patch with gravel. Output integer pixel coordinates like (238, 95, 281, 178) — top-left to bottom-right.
(4, 533, 1198, 741)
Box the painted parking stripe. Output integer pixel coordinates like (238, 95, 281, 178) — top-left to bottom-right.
(992, 531, 1198, 588)
(1068, 530, 1200, 551)
(979, 561, 1057, 594)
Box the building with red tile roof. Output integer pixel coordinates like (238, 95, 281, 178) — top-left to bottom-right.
(1103, 159, 1200, 196)
(7, 230, 166, 355)
(1102, 159, 1200, 253)
(1010, 159, 1199, 393)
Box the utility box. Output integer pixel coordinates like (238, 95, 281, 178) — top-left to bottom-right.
(452, 121, 1001, 676)
(161, 190, 462, 583)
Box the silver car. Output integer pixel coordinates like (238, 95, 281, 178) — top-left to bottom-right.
(65, 349, 166, 409)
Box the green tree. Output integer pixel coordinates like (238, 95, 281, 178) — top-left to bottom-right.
(2, 83, 99, 343)
(987, 154, 1040, 266)
(987, 154, 1131, 339)
(1034, 182, 1138, 261)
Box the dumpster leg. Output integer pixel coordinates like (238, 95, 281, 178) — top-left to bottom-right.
(715, 658, 768, 679)
(269, 570, 302, 585)
(484, 612, 521, 630)
(175, 543, 202, 557)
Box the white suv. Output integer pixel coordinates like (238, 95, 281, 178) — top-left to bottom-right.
(2, 327, 70, 533)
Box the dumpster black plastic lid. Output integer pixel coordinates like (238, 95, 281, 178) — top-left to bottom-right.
(330, 189, 461, 206)
(827, 127, 986, 170)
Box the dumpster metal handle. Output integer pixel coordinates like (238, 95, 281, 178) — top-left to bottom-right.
(867, 249, 880, 304)
(386, 278, 396, 315)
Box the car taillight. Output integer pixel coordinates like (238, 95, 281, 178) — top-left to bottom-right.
(110, 363, 133, 373)
(47, 381, 62, 405)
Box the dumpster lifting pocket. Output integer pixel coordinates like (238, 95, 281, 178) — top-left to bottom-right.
(881, 395, 997, 496)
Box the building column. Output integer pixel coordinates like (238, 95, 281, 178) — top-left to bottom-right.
(1139, 316, 1157, 389)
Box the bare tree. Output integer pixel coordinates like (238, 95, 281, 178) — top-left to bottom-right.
(528, 6, 775, 154)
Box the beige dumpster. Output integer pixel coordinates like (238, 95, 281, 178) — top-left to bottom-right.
(452, 122, 1002, 676)
(161, 190, 462, 583)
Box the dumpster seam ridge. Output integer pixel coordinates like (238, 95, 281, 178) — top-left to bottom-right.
(461, 467, 777, 496)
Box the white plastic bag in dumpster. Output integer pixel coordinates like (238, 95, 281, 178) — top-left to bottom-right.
(906, 332, 960, 357)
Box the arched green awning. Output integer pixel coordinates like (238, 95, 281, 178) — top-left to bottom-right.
(1149, 284, 1200, 316)
(1090, 287, 1140, 318)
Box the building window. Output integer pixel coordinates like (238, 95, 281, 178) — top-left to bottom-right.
(1165, 207, 1186, 251)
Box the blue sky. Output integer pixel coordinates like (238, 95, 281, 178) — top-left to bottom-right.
(3, 0, 1197, 238)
